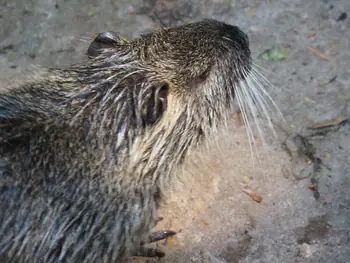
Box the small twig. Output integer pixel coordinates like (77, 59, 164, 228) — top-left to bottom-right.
(307, 46, 335, 63)
(308, 115, 347, 130)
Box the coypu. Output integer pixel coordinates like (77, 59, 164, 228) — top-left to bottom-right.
(0, 19, 279, 262)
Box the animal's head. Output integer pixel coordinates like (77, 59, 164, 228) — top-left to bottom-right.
(86, 19, 259, 134)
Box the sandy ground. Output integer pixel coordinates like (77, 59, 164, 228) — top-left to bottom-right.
(1, 0, 349, 262)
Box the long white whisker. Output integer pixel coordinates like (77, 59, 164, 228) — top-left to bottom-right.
(240, 73, 263, 161)
(247, 72, 278, 120)
(250, 71, 286, 124)
(232, 62, 287, 172)
(235, 83, 256, 172)
(236, 79, 258, 173)
(251, 61, 272, 74)
(250, 64, 276, 90)
(250, 67, 278, 93)
(251, 61, 285, 93)
(251, 65, 287, 94)
(245, 74, 277, 139)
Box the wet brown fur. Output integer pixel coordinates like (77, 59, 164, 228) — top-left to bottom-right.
(0, 19, 251, 262)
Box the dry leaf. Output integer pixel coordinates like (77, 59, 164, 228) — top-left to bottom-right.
(195, 200, 208, 212)
(248, 26, 262, 32)
(242, 187, 263, 203)
(166, 235, 176, 245)
(208, 162, 218, 169)
(308, 31, 316, 37)
(168, 201, 177, 207)
(202, 221, 209, 227)
(242, 187, 253, 195)
(309, 115, 347, 129)
(308, 184, 317, 190)
(322, 152, 331, 159)
(320, 195, 329, 201)
(304, 97, 314, 104)
(248, 9, 255, 15)
(336, 96, 345, 104)
(242, 176, 250, 184)
(232, 112, 239, 120)
(305, 159, 313, 165)
(88, 9, 95, 16)
(252, 194, 263, 203)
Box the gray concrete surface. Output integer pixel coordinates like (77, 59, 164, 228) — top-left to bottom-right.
(0, 0, 349, 262)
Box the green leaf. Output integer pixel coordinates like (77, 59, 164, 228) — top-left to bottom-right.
(260, 46, 288, 61)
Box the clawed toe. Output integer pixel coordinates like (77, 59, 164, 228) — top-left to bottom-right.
(132, 247, 166, 258)
(133, 229, 177, 259)
(145, 230, 177, 244)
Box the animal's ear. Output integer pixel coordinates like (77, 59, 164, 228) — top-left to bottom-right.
(87, 31, 128, 58)
(141, 83, 169, 126)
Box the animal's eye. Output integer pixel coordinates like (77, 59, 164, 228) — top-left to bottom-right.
(198, 67, 211, 82)
(188, 65, 212, 91)
(87, 31, 125, 58)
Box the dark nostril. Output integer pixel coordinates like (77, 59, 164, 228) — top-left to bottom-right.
(223, 28, 249, 49)
(215, 21, 249, 48)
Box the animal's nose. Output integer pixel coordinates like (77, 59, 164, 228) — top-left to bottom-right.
(220, 25, 250, 52)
